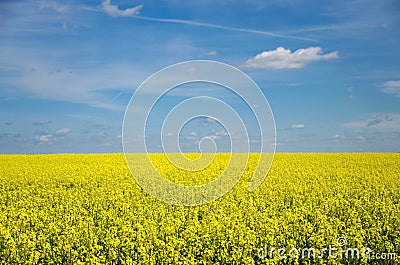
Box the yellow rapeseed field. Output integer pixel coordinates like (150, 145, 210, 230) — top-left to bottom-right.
(0, 153, 399, 264)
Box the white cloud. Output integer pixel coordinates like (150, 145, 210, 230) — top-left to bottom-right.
(291, 123, 305, 129)
(202, 117, 218, 127)
(244, 47, 338, 69)
(332, 134, 344, 142)
(186, 67, 197, 75)
(209, 135, 220, 140)
(381, 80, 400, 97)
(347, 86, 355, 99)
(208, 51, 217, 56)
(214, 130, 228, 137)
(251, 103, 260, 109)
(186, 135, 197, 141)
(36, 134, 52, 144)
(55, 128, 71, 136)
(101, 0, 143, 17)
(96, 131, 107, 138)
(186, 132, 198, 141)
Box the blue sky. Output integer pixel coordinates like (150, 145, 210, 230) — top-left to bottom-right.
(0, 0, 399, 153)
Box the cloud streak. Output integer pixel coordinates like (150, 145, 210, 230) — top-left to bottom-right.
(99, 1, 316, 41)
(133, 15, 317, 42)
(244, 47, 338, 70)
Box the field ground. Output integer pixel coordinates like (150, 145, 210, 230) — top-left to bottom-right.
(0, 153, 399, 264)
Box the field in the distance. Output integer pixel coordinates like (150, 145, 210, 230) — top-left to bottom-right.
(0, 153, 399, 264)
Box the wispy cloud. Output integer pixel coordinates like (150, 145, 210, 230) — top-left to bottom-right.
(244, 47, 338, 70)
(347, 86, 355, 99)
(96, 131, 107, 138)
(101, 0, 143, 17)
(366, 114, 393, 127)
(55, 128, 71, 136)
(186, 131, 198, 141)
(202, 117, 218, 127)
(291, 123, 305, 129)
(381, 80, 400, 98)
(32, 120, 52, 126)
(332, 134, 344, 143)
(0, 51, 145, 109)
(39, 1, 70, 14)
(86, 123, 111, 130)
(344, 113, 400, 132)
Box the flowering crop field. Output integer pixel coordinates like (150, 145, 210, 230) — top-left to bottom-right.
(0, 153, 399, 264)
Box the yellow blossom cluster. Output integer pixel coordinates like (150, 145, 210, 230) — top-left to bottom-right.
(0, 153, 398, 264)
